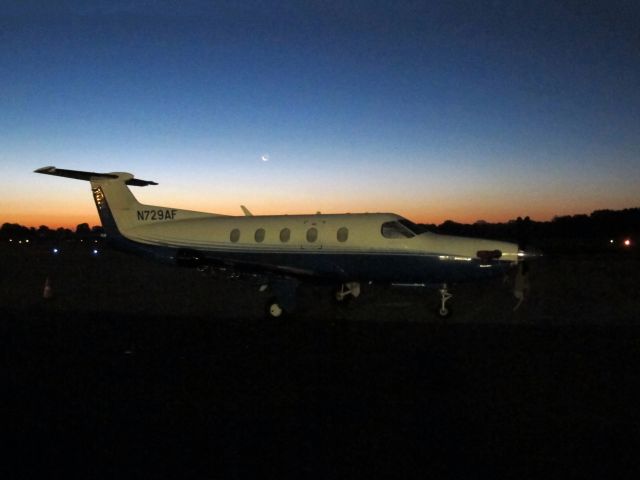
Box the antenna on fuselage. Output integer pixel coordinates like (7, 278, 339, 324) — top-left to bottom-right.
(240, 205, 253, 216)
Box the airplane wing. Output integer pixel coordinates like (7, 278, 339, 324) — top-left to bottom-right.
(202, 253, 321, 280)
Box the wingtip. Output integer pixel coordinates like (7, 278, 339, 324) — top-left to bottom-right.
(34, 166, 56, 173)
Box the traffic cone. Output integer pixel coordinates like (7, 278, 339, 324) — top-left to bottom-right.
(43, 276, 53, 300)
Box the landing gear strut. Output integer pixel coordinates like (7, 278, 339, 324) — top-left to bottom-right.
(335, 282, 361, 302)
(438, 283, 453, 318)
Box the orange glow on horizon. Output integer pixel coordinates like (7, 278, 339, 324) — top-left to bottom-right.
(3, 203, 590, 230)
(2, 212, 101, 231)
(4, 189, 634, 229)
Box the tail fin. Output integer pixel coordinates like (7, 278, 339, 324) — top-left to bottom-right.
(35, 166, 221, 243)
(35, 166, 157, 237)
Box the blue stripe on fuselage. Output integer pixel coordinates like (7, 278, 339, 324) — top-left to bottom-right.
(192, 249, 509, 284)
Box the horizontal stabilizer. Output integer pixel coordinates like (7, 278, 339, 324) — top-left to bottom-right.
(34, 166, 158, 186)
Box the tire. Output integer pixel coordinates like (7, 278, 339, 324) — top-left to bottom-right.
(267, 299, 284, 318)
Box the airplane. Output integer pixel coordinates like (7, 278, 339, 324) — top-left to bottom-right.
(35, 166, 532, 318)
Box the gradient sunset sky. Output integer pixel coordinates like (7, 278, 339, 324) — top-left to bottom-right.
(2, 1, 639, 229)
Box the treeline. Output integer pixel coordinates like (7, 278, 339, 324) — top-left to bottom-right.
(0, 222, 104, 241)
(2, 207, 638, 245)
(428, 208, 640, 246)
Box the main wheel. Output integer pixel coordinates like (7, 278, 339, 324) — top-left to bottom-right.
(438, 305, 452, 318)
(267, 300, 284, 318)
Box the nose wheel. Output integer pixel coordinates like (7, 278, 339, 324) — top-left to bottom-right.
(438, 283, 453, 318)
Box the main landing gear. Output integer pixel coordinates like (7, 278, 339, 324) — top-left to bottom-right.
(267, 300, 284, 318)
(261, 278, 299, 319)
(438, 283, 453, 318)
(335, 282, 361, 302)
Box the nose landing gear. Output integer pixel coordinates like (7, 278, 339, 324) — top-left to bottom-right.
(438, 283, 453, 318)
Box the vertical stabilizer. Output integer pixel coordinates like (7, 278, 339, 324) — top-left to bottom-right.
(35, 166, 223, 243)
(35, 167, 153, 239)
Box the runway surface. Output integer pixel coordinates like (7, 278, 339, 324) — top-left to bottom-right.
(2, 243, 640, 477)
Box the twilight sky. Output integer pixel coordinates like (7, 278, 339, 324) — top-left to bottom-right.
(1, 1, 639, 228)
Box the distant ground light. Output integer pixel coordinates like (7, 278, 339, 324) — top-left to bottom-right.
(609, 238, 633, 248)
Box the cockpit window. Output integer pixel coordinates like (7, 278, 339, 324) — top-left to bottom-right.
(381, 221, 415, 239)
(398, 219, 429, 235)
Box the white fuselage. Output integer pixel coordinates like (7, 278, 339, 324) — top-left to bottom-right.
(124, 211, 520, 263)
(35, 167, 522, 285)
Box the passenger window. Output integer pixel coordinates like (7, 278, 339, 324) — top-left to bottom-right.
(255, 228, 265, 243)
(306, 227, 318, 243)
(280, 228, 291, 243)
(230, 228, 240, 243)
(337, 227, 349, 242)
(381, 221, 415, 239)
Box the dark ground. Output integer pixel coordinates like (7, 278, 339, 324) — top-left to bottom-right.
(2, 242, 640, 478)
